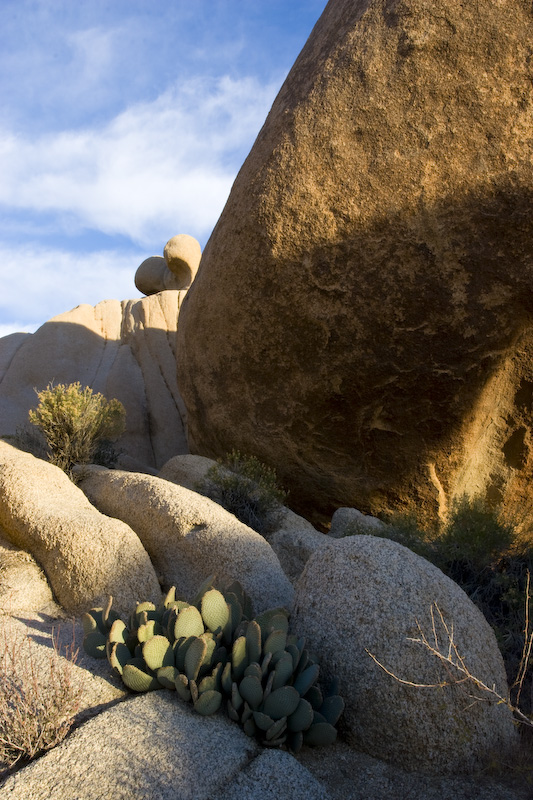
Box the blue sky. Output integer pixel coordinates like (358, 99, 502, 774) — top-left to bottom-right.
(0, 1, 326, 337)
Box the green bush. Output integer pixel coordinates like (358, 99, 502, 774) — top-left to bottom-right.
(27, 382, 126, 476)
(198, 450, 287, 535)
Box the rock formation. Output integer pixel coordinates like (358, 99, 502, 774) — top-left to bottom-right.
(77, 465, 295, 612)
(0, 441, 161, 615)
(135, 234, 202, 296)
(0, 291, 187, 472)
(176, 0, 533, 528)
(292, 535, 518, 774)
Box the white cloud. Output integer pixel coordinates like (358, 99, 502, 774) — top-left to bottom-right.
(0, 74, 278, 246)
(0, 245, 144, 331)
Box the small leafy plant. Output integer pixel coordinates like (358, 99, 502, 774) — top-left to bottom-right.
(27, 382, 126, 476)
(198, 450, 287, 535)
(82, 578, 343, 753)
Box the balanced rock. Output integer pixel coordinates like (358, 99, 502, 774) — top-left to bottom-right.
(78, 466, 294, 612)
(134, 256, 184, 295)
(0, 293, 188, 471)
(177, 0, 533, 528)
(163, 234, 202, 286)
(0, 441, 160, 615)
(292, 535, 518, 774)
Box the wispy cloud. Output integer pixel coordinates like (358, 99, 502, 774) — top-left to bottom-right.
(0, 245, 144, 335)
(0, 75, 278, 247)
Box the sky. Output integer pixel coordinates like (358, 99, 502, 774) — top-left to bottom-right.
(0, 0, 327, 337)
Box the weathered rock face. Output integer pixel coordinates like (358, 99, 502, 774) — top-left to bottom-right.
(292, 535, 518, 774)
(0, 441, 161, 615)
(177, 0, 533, 528)
(0, 292, 188, 472)
(78, 466, 295, 613)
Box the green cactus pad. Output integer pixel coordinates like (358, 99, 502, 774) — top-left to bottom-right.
(244, 662, 262, 682)
(305, 685, 323, 710)
(174, 606, 205, 640)
(184, 636, 207, 682)
(261, 652, 273, 677)
(313, 711, 327, 725)
(224, 580, 253, 620)
(263, 629, 287, 656)
(161, 586, 177, 608)
(137, 619, 163, 643)
(287, 698, 314, 732)
(241, 701, 252, 724)
(245, 620, 262, 664)
(243, 717, 256, 737)
(272, 651, 294, 690)
(262, 735, 287, 748)
(293, 663, 320, 696)
(265, 716, 287, 741)
(286, 643, 300, 671)
(199, 632, 217, 670)
(303, 722, 337, 747)
(254, 608, 289, 642)
(295, 648, 309, 676)
(157, 665, 179, 689)
(287, 730, 304, 754)
(108, 618, 129, 645)
(194, 689, 222, 716)
(143, 635, 174, 671)
(83, 629, 107, 659)
(108, 642, 131, 675)
(263, 671, 275, 701)
(191, 573, 216, 608)
(221, 661, 233, 695)
(81, 611, 99, 637)
(231, 636, 248, 680)
(190, 679, 199, 705)
(122, 661, 160, 692)
(253, 710, 275, 731)
(231, 682, 243, 711)
(174, 636, 195, 672)
(201, 589, 230, 633)
(227, 700, 240, 722)
(263, 686, 300, 720)
(239, 675, 263, 710)
(320, 695, 345, 726)
(175, 673, 192, 701)
(197, 673, 217, 695)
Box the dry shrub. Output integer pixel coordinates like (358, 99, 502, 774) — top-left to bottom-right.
(0, 628, 82, 775)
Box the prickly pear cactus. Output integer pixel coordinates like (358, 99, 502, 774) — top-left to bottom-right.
(81, 576, 343, 752)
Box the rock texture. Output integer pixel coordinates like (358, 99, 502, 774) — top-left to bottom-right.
(291, 535, 518, 774)
(177, 0, 533, 528)
(0, 292, 188, 472)
(159, 453, 329, 582)
(78, 466, 294, 612)
(0, 441, 160, 615)
(0, 528, 57, 615)
(163, 234, 202, 286)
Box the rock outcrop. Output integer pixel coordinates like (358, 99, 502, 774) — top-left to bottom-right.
(0, 441, 161, 615)
(176, 0, 533, 529)
(78, 466, 295, 612)
(159, 453, 329, 582)
(0, 292, 187, 471)
(291, 535, 518, 774)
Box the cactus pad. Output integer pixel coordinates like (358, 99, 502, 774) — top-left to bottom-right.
(263, 686, 300, 720)
(194, 689, 222, 716)
(143, 635, 174, 671)
(122, 661, 160, 692)
(201, 589, 230, 633)
(303, 722, 337, 747)
(174, 606, 205, 639)
(239, 675, 263, 710)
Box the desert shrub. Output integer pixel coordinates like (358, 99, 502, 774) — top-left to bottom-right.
(27, 382, 126, 476)
(0, 630, 81, 776)
(376, 499, 533, 712)
(197, 450, 287, 535)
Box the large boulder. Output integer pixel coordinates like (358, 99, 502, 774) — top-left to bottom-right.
(0, 292, 188, 472)
(0, 441, 161, 615)
(159, 453, 329, 582)
(291, 535, 518, 774)
(78, 466, 294, 612)
(176, 0, 533, 529)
